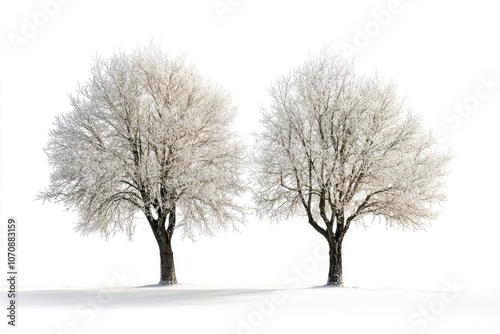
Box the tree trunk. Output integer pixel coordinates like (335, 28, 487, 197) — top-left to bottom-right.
(155, 230, 177, 285)
(326, 239, 343, 286)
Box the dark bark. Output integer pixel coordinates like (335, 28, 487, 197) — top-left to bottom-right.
(156, 235, 177, 285)
(326, 238, 343, 286)
(149, 207, 178, 285)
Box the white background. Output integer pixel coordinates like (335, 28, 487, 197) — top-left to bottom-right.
(1, 0, 499, 292)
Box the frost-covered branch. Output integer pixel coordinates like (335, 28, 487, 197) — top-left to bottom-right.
(253, 47, 452, 243)
(39, 44, 245, 241)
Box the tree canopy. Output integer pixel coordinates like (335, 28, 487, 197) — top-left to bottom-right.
(39, 44, 245, 284)
(253, 49, 452, 285)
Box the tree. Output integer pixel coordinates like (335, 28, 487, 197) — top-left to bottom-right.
(253, 49, 452, 286)
(38, 44, 244, 285)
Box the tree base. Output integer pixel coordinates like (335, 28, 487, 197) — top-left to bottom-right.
(158, 280, 178, 286)
(324, 282, 344, 287)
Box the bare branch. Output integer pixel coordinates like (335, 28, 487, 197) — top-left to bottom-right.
(253, 48, 452, 242)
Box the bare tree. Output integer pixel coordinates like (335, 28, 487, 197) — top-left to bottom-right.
(38, 44, 244, 285)
(253, 49, 452, 286)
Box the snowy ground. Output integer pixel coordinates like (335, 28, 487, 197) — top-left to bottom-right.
(2, 285, 498, 334)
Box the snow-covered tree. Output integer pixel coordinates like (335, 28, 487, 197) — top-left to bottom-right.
(39, 44, 244, 285)
(253, 49, 452, 286)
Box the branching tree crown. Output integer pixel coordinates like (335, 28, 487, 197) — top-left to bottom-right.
(39, 44, 244, 284)
(253, 49, 452, 285)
